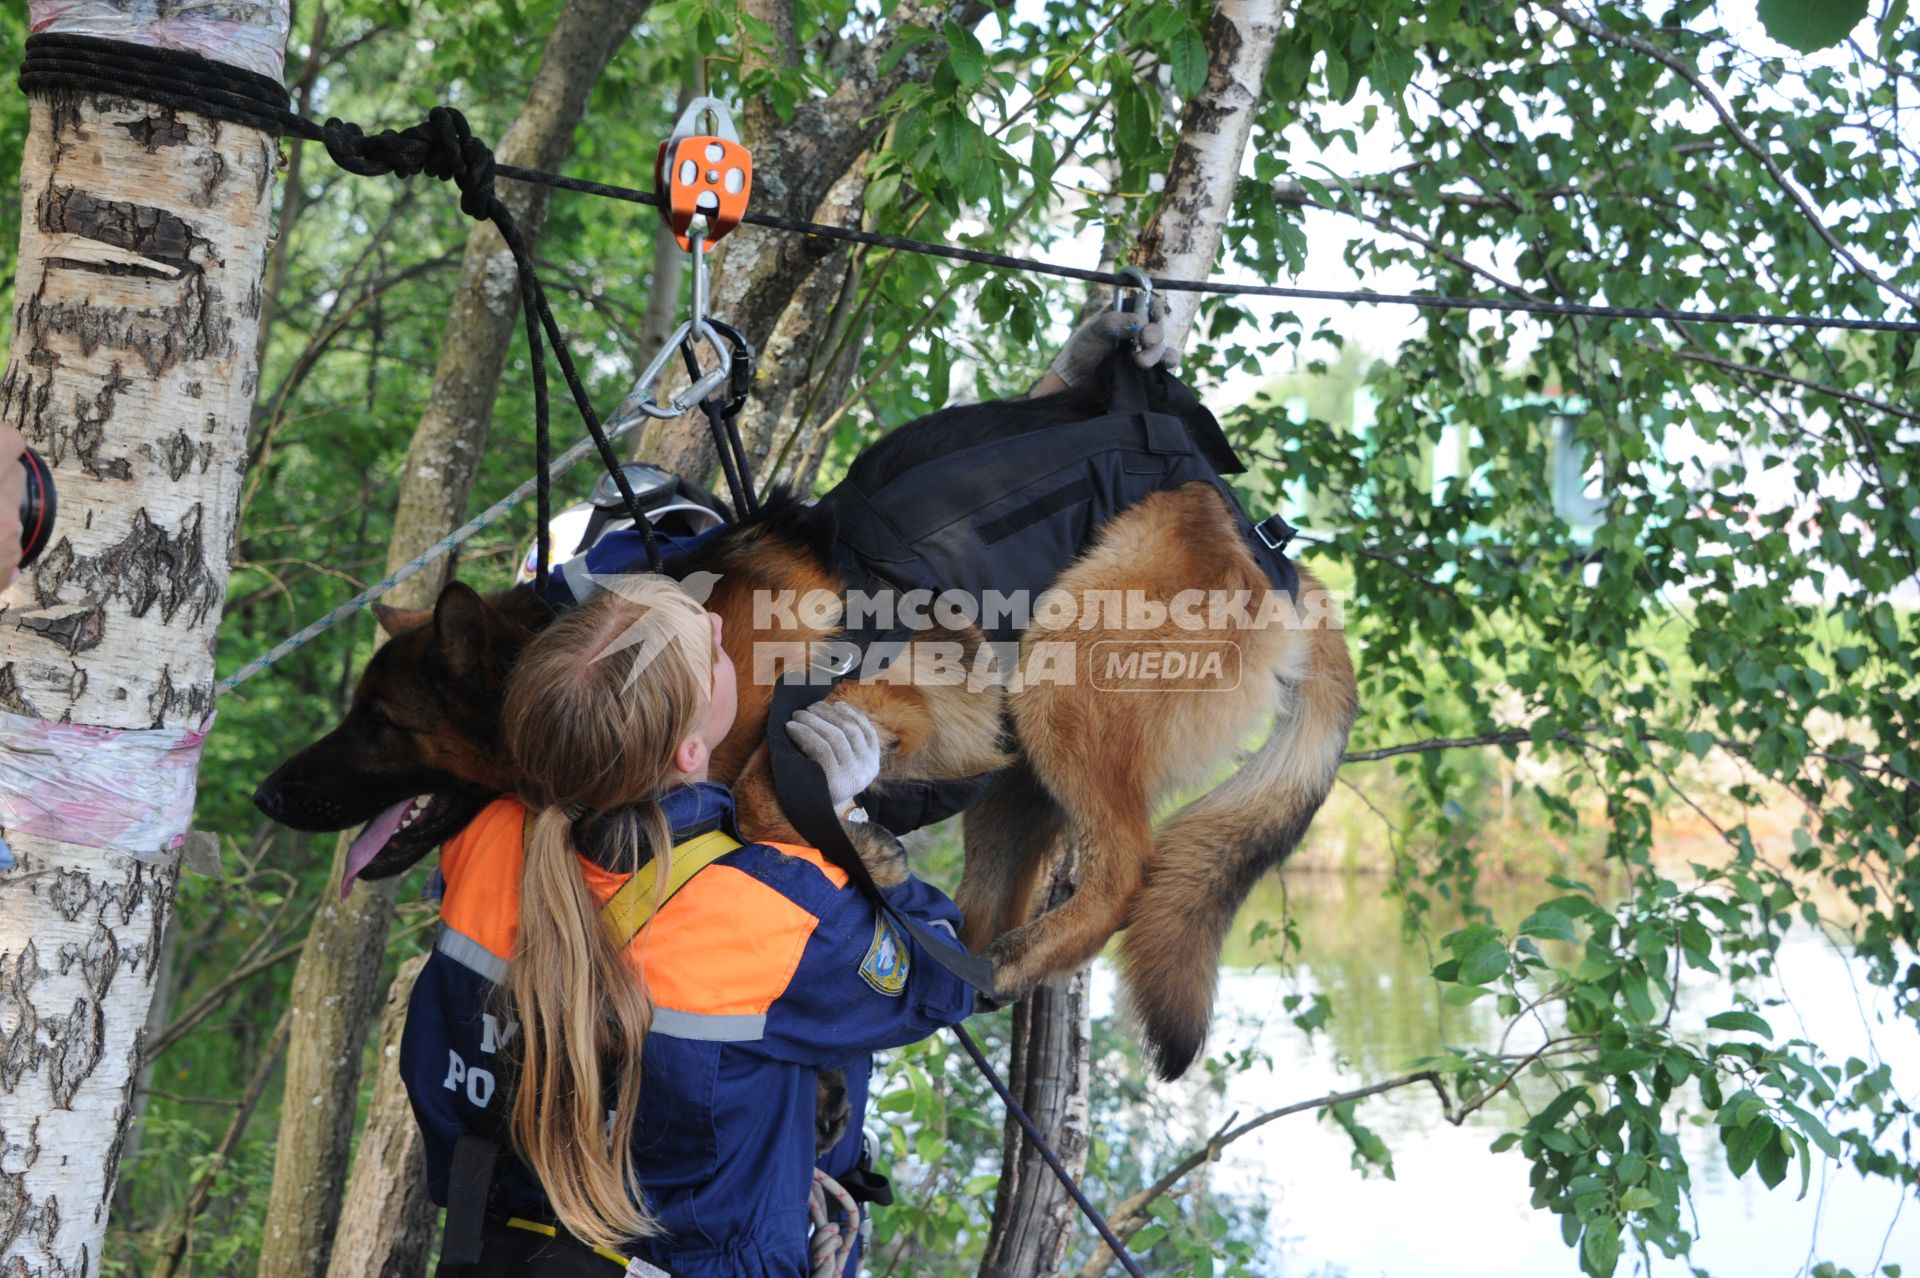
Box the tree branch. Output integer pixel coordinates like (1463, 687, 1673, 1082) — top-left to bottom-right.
(1539, 1, 1920, 310)
(1343, 729, 1536, 763)
(1075, 1071, 1450, 1277)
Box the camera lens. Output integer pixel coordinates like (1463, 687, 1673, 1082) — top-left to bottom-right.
(19, 446, 56, 569)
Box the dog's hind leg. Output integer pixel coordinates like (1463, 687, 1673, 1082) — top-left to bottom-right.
(957, 762, 1068, 953)
(982, 484, 1288, 1002)
(975, 633, 1152, 990)
(980, 681, 1156, 994)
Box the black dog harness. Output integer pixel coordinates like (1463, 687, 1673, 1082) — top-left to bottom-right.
(764, 356, 1300, 995)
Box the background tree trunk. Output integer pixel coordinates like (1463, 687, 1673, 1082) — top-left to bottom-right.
(0, 5, 288, 1273)
(643, 0, 989, 485)
(1131, 0, 1288, 355)
(979, 858, 1093, 1278)
(323, 955, 432, 1278)
(979, 5, 1287, 1272)
(255, 3, 652, 1273)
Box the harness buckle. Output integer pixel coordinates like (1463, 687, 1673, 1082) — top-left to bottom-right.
(1254, 514, 1296, 551)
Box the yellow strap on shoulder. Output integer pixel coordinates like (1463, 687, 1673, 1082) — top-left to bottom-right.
(600, 827, 743, 948)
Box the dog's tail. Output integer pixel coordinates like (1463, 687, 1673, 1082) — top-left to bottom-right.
(1118, 612, 1357, 1080)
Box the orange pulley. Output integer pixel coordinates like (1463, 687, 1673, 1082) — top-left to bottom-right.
(654, 96, 751, 252)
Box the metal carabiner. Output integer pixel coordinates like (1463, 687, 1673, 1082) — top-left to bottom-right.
(1113, 264, 1154, 323)
(613, 228, 737, 421)
(615, 320, 735, 420)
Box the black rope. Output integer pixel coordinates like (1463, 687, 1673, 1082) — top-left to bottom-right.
(21, 32, 1920, 343)
(950, 1024, 1148, 1277)
(676, 338, 758, 518)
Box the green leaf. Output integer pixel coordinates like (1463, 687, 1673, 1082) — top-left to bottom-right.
(1707, 1010, 1774, 1039)
(1755, 1126, 1791, 1189)
(943, 20, 988, 89)
(1029, 132, 1057, 186)
(1619, 1186, 1658, 1212)
(1456, 941, 1510, 985)
(1581, 1221, 1622, 1278)
(1170, 26, 1208, 98)
(1324, 51, 1350, 101)
(1114, 82, 1156, 157)
(1756, 0, 1868, 51)
(1781, 1102, 1841, 1158)
(1520, 909, 1578, 943)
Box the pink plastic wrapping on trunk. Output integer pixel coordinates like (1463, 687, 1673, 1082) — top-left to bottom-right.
(0, 708, 213, 862)
(30, 0, 290, 81)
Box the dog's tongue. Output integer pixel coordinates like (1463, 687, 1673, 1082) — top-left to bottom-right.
(342, 798, 416, 898)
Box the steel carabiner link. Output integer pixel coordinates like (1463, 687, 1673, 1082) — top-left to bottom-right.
(613, 229, 740, 422)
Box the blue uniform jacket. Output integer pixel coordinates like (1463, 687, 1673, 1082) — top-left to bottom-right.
(400, 783, 976, 1277)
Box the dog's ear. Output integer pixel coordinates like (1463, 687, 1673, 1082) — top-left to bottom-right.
(372, 602, 431, 638)
(431, 581, 492, 676)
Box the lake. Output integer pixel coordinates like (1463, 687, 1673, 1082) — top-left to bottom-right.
(1086, 870, 1920, 1277)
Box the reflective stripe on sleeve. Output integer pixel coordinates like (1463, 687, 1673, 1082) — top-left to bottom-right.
(649, 1008, 767, 1042)
(436, 922, 509, 983)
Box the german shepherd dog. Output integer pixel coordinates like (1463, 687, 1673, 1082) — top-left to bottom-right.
(257, 374, 1356, 1079)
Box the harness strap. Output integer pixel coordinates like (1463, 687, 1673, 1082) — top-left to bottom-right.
(601, 827, 743, 947)
(765, 673, 999, 998)
(503, 1217, 673, 1276)
(435, 1132, 503, 1275)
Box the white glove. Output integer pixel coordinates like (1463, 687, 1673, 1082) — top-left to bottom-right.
(1046, 299, 1173, 388)
(786, 702, 882, 811)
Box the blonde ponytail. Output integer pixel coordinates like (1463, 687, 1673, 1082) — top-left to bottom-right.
(509, 805, 658, 1247)
(500, 579, 717, 1249)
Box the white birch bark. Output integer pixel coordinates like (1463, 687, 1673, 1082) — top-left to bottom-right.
(0, 5, 288, 1274)
(1132, 0, 1289, 357)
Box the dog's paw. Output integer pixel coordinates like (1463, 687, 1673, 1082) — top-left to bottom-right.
(982, 939, 1040, 1009)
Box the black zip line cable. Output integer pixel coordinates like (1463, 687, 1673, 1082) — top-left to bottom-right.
(19, 33, 1920, 337)
(511, 163, 1920, 334)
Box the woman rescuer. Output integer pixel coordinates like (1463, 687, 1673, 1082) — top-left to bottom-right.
(401, 578, 978, 1277)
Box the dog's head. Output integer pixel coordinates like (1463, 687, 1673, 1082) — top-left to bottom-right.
(253, 581, 549, 887)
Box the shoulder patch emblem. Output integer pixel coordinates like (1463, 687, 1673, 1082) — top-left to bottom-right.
(859, 915, 909, 997)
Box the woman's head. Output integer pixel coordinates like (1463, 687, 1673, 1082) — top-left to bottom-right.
(497, 576, 735, 1249)
(503, 576, 735, 811)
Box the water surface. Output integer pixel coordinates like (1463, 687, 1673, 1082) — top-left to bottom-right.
(1090, 871, 1919, 1276)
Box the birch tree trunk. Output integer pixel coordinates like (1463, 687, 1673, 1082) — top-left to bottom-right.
(979, 862, 1093, 1278)
(1131, 0, 1289, 355)
(322, 955, 432, 1278)
(255, 4, 651, 1274)
(0, 5, 288, 1274)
